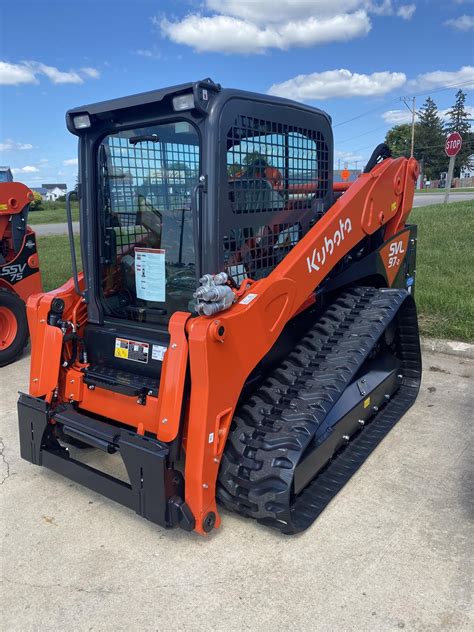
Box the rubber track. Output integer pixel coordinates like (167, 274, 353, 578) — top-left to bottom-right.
(217, 287, 421, 534)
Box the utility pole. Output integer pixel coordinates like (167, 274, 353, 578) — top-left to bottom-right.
(402, 96, 416, 157)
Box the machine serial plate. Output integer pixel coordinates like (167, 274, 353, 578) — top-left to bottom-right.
(114, 338, 149, 363)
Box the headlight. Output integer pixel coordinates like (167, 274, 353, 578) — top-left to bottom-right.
(73, 114, 91, 129)
(172, 93, 194, 112)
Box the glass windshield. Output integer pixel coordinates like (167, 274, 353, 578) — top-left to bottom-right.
(97, 121, 199, 325)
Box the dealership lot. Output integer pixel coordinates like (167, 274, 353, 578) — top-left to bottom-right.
(1, 350, 473, 631)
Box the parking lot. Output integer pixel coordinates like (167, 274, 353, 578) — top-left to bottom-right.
(1, 349, 473, 631)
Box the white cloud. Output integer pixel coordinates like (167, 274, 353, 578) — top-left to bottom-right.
(335, 149, 364, 161)
(80, 67, 101, 79)
(205, 1, 366, 23)
(134, 48, 163, 59)
(11, 165, 39, 174)
(0, 60, 101, 86)
(268, 68, 406, 100)
(25, 62, 84, 84)
(382, 105, 474, 125)
(409, 65, 474, 91)
(382, 109, 415, 124)
(63, 158, 79, 167)
(160, 11, 371, 53)
(0, 61, 37, 85)
(159, 1, 415, 54)
(444, 15, 474, 31)
(397, 4, 416, 19)
(0, 138, 34, 151)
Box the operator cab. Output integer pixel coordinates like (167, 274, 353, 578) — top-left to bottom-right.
(66, 79, 333, 382)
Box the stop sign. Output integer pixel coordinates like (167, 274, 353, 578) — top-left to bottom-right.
(445, 132, 462, 157)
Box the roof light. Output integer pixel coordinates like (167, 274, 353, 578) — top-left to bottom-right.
(73, 114, 91, 130)
(172, 93, 194, 112)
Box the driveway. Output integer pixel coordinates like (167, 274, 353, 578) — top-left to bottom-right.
(1, 349, 472, 630)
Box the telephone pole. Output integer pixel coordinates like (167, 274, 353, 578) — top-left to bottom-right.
(402, 96, 416, 157)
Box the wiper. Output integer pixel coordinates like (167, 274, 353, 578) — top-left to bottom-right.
(129, 134, 159, 146)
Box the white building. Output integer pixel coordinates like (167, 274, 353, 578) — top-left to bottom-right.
(42, 183, 67, 201)
(460, 155, 474, 178)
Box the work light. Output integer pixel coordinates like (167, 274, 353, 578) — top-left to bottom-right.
(172, 93, 194, 112)
(73, 114, 91, 129)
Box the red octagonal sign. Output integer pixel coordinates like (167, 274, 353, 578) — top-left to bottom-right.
(445, 132, 462, 157)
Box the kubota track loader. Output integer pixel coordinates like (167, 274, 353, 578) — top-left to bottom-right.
(1, 182, 42, 366)
(18, 79, 421, 535)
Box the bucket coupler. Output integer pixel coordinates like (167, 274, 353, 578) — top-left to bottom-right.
(17, 392, 195, 531)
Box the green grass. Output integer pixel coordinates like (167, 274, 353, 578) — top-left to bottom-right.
(29, 203, 79, 225)
(37, 234, 82, 292)
(411, 200, 473, 341)
(36, 200, 474, 341)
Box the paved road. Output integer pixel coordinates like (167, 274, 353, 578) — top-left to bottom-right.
(412, 191, 474, 208)
(1, 349, 473, 630)
(34, 220, 79, 236)
(33, 192, 473, 236)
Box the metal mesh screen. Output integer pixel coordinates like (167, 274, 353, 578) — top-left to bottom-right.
(105, 132, 199, 260)
(223, 115, 329, 284)
(98, 122, 199, 323)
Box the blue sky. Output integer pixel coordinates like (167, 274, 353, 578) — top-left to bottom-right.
(1, 0, 473, 189)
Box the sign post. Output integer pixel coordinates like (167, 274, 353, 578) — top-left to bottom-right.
(444, 132, 462, 204)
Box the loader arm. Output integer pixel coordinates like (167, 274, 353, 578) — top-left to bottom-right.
(184, 155, 419, 533)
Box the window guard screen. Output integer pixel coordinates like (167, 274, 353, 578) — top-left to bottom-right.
(98, 122, 199, 324)
(223, 115, 329, 284)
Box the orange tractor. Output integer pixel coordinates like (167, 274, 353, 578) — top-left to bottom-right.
(18, 79, 421, 535)
(0, 182, 42, 366)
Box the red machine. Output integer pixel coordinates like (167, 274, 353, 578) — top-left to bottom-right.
(0, 182, 43, 366)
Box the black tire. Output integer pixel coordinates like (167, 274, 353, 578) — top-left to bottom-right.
(0, 288, 29, 367)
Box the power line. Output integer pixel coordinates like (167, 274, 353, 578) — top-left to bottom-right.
(337, 123, 389, 145)
(333, 79, 473, 128)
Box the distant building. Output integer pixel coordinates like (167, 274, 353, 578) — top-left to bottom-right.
(41, 183, 67, 201)
(333, 169, 361, 183)
(31, 187, 48, 199)
(0, 166, 13, 183)
(460, 155, 474, 178)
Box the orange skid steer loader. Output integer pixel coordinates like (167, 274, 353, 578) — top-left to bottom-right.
(18, 79, 421, 535)
(0, 182, 43, 366)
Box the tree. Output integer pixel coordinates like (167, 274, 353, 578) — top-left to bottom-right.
(445, 89, 473, 178)
(416, 97, 445, 180)
(385, 124, 412, 158)
(29, 191, 43, 211)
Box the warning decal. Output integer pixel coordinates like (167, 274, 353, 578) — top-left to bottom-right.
(114, 338, 149, 363)
(135, 248, 166, 302)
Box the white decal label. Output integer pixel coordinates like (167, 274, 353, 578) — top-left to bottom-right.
(388, 240, 405, 268)
(152, 344, 167, 362)
(135, 248, 166, 302)
(239, 293, 258, 305)
(0, 263, 27, 282)
(208, 432, 214, 444)
(307, 218, 352, 274)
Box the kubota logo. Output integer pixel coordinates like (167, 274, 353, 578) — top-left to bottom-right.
(0, 263, 26, 282)
(307, 218, 352, 273)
